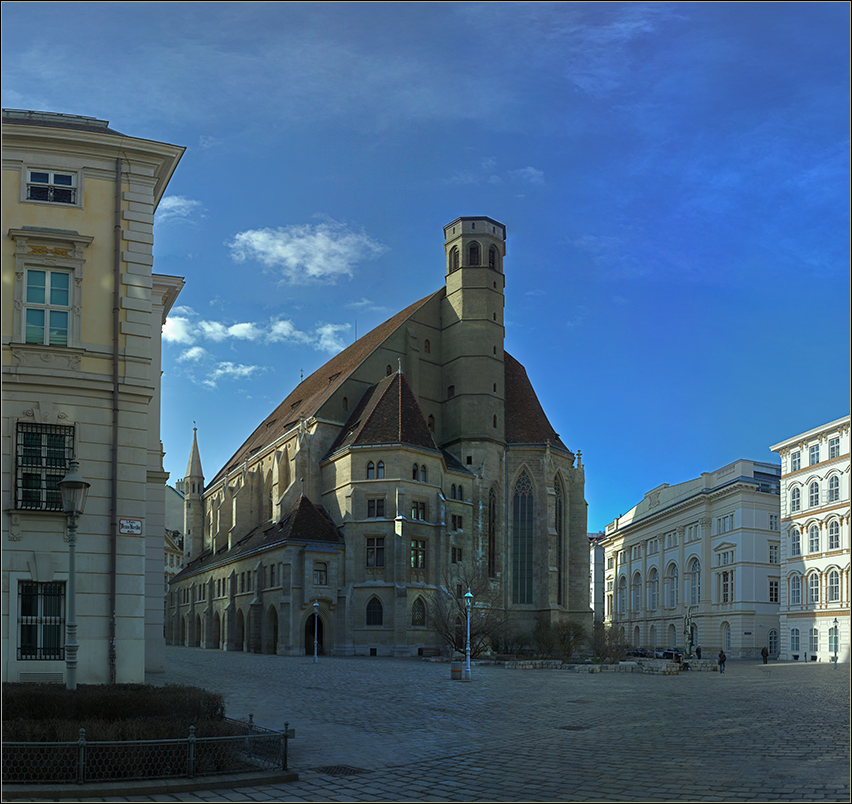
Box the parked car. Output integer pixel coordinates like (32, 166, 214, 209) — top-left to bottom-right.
(626, 648, 650, 658)
(656, 649, 683, 662)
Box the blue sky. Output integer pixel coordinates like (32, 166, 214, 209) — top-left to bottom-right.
(4, 2, 849, 531)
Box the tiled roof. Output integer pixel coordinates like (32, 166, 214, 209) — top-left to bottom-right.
(504, 352, 570, 453)
(326, 371, 439, 457)
(172, 494, 342, 580)
(210, 290, 442, 485)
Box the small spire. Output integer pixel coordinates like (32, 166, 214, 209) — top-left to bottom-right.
(398, 358, 403, 375)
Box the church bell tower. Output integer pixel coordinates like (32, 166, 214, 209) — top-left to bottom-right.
(183, 427, 205, 561)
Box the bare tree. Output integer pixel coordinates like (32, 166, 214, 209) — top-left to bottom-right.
(426, 562, 509, 659)
(589, 621, 626, 664)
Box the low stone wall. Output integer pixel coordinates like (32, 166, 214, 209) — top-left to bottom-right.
(504, 659, 718, 674)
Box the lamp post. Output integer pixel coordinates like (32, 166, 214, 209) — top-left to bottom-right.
(463, 588, 473, 681)
(57, 459, 90, 691)
(313, 600, 319, 664)
(833, 617, 838, 669)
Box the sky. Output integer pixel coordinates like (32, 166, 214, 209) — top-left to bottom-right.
(3, 2, 849, 532)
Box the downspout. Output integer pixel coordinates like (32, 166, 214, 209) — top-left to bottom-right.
(109, 158, 122, 683)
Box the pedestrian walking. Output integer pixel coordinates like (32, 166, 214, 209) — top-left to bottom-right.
(718, 649, 727, 673)
(760, 645, 769, 664)
(696, 645, 702, 659)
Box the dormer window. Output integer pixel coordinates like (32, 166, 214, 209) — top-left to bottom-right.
(27, 169, 77, 204)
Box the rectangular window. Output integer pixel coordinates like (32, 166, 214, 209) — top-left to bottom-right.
(366, 537, 385, 567)
(769, 514, 779, 531)
(18, 581, 65, 660)
(809, 444, 819, 466)
(716, 515, 734, 534)
(769, 579, 779, 603)
(25, 269, 71, 346)
(15, 422, 75, 510)
(606, 556, 614, 569)
(367, 498, 385, 518)
(631, 544, 641, 560)
(769, 544, 779, 564)
(411, 501, 426, 520)
(828, 437, 840, 459)
(721, 572, 729, 603)
(26, 169, 77, 204)
(314, 563, 328, 586)
(451, 546, 463, 563)
(809, 628, 819, 653)
(791, 451, 801, 471)
(410, 539, 426, 569)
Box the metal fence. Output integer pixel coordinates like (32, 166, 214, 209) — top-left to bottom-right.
(2, 716, 290, 785)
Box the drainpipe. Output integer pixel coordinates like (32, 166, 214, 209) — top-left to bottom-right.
(109, 158, 122, 683)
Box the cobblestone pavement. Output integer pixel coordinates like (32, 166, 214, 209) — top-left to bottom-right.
(20, 649, 852, 802)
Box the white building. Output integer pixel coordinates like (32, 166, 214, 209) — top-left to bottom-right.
(601, 459, 782, 659)
(2, 109, 184, 683)
(589, 533, 605, 623)
(770, 416, 850, 663)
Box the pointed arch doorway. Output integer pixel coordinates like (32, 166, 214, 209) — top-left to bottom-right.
(305, 613, 324, 656)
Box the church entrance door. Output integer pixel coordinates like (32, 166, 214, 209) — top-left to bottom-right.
(305, 614, 323, 656)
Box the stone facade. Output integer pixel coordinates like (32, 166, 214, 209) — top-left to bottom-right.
(601, 459, 782, 659)
(771, 415, 850, 663)
(167, 217, 591, 656)
(1, 109, 184, 682)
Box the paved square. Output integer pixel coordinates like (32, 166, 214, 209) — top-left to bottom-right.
(44, 649, 852, 801)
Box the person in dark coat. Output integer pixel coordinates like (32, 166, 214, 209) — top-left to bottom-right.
(761, 645, 769, 664)
(696, 645, 702, 659)
(718, 649, 727, 673)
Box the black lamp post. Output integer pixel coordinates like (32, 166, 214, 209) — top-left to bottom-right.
(57, 458, 90, 690)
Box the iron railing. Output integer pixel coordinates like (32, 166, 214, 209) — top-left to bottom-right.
(2, 715, 290, 785)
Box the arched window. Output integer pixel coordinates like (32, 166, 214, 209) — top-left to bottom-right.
(343, 396, 348, 412)
(828, 475, 840, 502)
(451, 484, 456, 499)
(512, 471, 534, 604)
(411, 597, 426, 627)
(412, 463, 419, 480)
(449, 246, 459, 272)
(791, 528, 801, 556)
(554, 478, 564, 606)
(493, 414, 497, 428)
(632, 572, 642, 612)
(808, 573, 820, 604)
(809, 627, 819, 653)
(617, 576, 626, 615)
(420, 465, 427, 483)
(828, 570, 840, 602)
(488, 245, 497, 269)
(647, 568, 659, 610)
(488, 487, 497, 578)
(690, 558, 701, 605)
(377, 461, 385, 479)
(427, 414, 434, 432)
(809, 525, 819, 553)
(790, 486, 800, 512)
(809, 481, 819, 508)
(424, 339, 431, 354)
(367, 462, 375, 480)
(366, 597, 383, 626)
(468, 241, 480, 266)
(790, 574, 801, 605)
(447, 385, 455, 399)
(458, 485, 463, 501)
(768, 629, 778, 655)
(667, 565, 679, 608)
(828, 520, 840, 550)
(829, 625, 839, 654)
(386, 365, 393, 376)
(790, 627, 800, 653)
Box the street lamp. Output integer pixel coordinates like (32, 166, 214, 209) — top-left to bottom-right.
(313, 600, 319, 664)
(57, 459, 90, 691)
(833, 617, 838, 669)
(463, 588, 473, 681)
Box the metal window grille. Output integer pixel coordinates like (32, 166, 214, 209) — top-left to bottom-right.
(18, 581, 65, 660)
(16, 422, 74, 510)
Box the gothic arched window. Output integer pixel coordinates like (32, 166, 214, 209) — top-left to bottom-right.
(554, 477, 564, 606)
(488, 487, 497, 578)
(376, 461, 385, 479)
(512, 470, 534, 604)
(366, 597, 383, 626)
(367, 462, 375, 480)
(468, 241, 481, 266)
(488, 245, 497, 269)
(449, 246, 459, 272)
(411, 597, 426, 627)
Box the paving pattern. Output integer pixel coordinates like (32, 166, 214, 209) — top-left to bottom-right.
(16, 649, 852, 802)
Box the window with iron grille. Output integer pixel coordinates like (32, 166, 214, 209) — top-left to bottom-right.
(15, 422, 74, 510)
(26, 169, 77, 204)
(18, 581, 65, 660)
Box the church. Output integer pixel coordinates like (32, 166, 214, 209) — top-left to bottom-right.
(166, 217, 590, 656)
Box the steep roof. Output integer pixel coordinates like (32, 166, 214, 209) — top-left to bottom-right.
(504, 352, 570, 453)
(172, 494, 342, 580)
(186, 428, 203, 479)
(326, 370, 439, 458)
(210, 289, 442, 484)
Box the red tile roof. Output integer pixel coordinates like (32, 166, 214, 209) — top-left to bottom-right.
(504, 352, 570, 453)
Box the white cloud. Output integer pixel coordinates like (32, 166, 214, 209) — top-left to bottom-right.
(202, 362, 265, 389)
(314, 323, 351, 353)
(157, 195, 205, 225)
(162, 316, 195, 344)
(509, 166, 545, 185)
(227, 218, 388, 284)
(178, 346, 208, 362)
